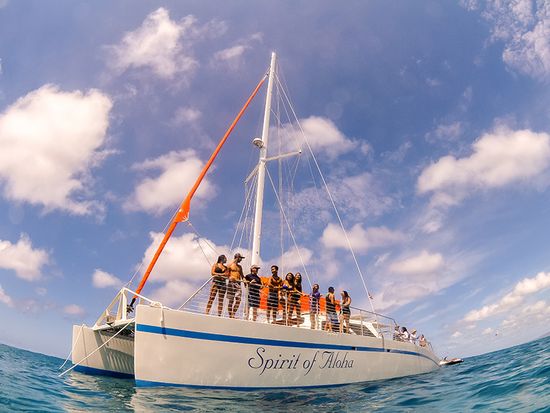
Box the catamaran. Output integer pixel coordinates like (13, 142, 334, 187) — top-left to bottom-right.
(64, 52, 440, 388)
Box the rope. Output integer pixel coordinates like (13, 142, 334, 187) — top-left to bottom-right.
(277, 76, 376, 315)
(58, 324, 84, 370)
(187, 221, 218, 257)
(240, 174, 258, 253)
(187, 221, 214, 266)
(265, 167, 313, 289)
(58, 320, 134, 377)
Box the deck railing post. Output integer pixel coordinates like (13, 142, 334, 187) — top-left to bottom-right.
(360, 310, 364, 336)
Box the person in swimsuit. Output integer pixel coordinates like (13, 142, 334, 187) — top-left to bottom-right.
(282, 273, 294, 324)
(325, 287, 337, 332)
(226, 252, 245, 318)
(419, 334, 427, 347)
(205, 254, 228, 316)
(267, 265, 282, 323)
(340, 290, 352, 333)
(309, 284, 321, 329)
(293, 273, 303, 323)
(244, 265, 262, 321)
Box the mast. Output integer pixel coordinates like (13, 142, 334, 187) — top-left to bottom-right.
(251, 52, 277, 266)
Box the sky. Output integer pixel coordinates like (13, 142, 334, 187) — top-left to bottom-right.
(0, 0, 549, 358)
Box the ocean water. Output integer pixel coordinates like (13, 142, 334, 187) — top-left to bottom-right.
(0, 337, 548, 412)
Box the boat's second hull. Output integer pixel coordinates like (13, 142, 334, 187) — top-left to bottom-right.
(71, 324, 134, 378)
(134, 305, 439, 389)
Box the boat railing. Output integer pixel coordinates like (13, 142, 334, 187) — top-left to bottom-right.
(94, 287, 169, 330)
(176, 278, 413, 342)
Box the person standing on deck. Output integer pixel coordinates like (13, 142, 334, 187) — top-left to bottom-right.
(282, 273, 294, 324)
(205, 254, 228, 316)
(226, 253, 245, 318)
(325, 287, 337, 332)
(340, 291, 352, 333)
(244, 265, 262, 321)
(309, 284, 321, 329)
(267, 265, 283, 323)
(291, 273, 303, 325)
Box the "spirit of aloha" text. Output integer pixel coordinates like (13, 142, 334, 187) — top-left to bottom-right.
(248, 347, 355, 376)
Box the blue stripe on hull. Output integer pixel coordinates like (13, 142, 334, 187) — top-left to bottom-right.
(135, 378, 366, 390)
(73, 365, 134, 379)
(135, 323, 439, 366)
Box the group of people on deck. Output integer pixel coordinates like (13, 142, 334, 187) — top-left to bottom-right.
(394, 326, 428, 347)
(205, 253, 353, 333)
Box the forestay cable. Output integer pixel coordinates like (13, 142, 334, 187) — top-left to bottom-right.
(276, 75, 376, 315)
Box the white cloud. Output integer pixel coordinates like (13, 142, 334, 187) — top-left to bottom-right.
(150, 280, 196, 308)
(372, 249, 479, 312)
(288, 172, 395, 235)
(451, 331, 462, 338)
(418, 128, 550, 206)
(137, 231, 224, 285)
(273, 246, 313, 275)
(92, 269, 123, 289)
(171, 106, 201, 126)
(0, 234, 49, 281)
(464, 272, 550, 322)
(107, 8, 226, 80)
(389, 250, 444, 275)
(382, 141, 412, 163)
(212, 33, 262, 69)
(108, 8, 196, 79)
(464, 0, 550, 81)
(321, 223, 405, 254)
(482, 327, 494, 335)
(501, 300, 550, 329)
(125, 150, 216, 215)
(214, 45, 248, 64)
(0, 284, 13, 307)
(63, 304, 85, 316)
(425, 121, 463, 142)
(280, 116, 358, 159)
(464, 0, 550, 80)
(0, 85, 112, 215)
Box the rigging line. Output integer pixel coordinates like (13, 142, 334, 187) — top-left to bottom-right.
(290, 151, 301, 192)
(277, 79, 285, 272)
(246, 177, 257, 260)
(265, 167, 313, 289)
(277, 80, 376, 315)
(230, 171, 256, 251)
(187, 220, 218, 258)
(187, 221, 215, 266)
(275, 75, 319, 194)
(238, 172, 258, 251)
(274, 75, 302, 154)
(58, 324, 85, 370)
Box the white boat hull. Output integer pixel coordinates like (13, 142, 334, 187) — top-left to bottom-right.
(134, 305, 439, 388)
(71, 324, 134, 378)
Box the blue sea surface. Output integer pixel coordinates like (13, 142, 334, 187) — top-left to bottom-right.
(0, 337, 548, 412)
